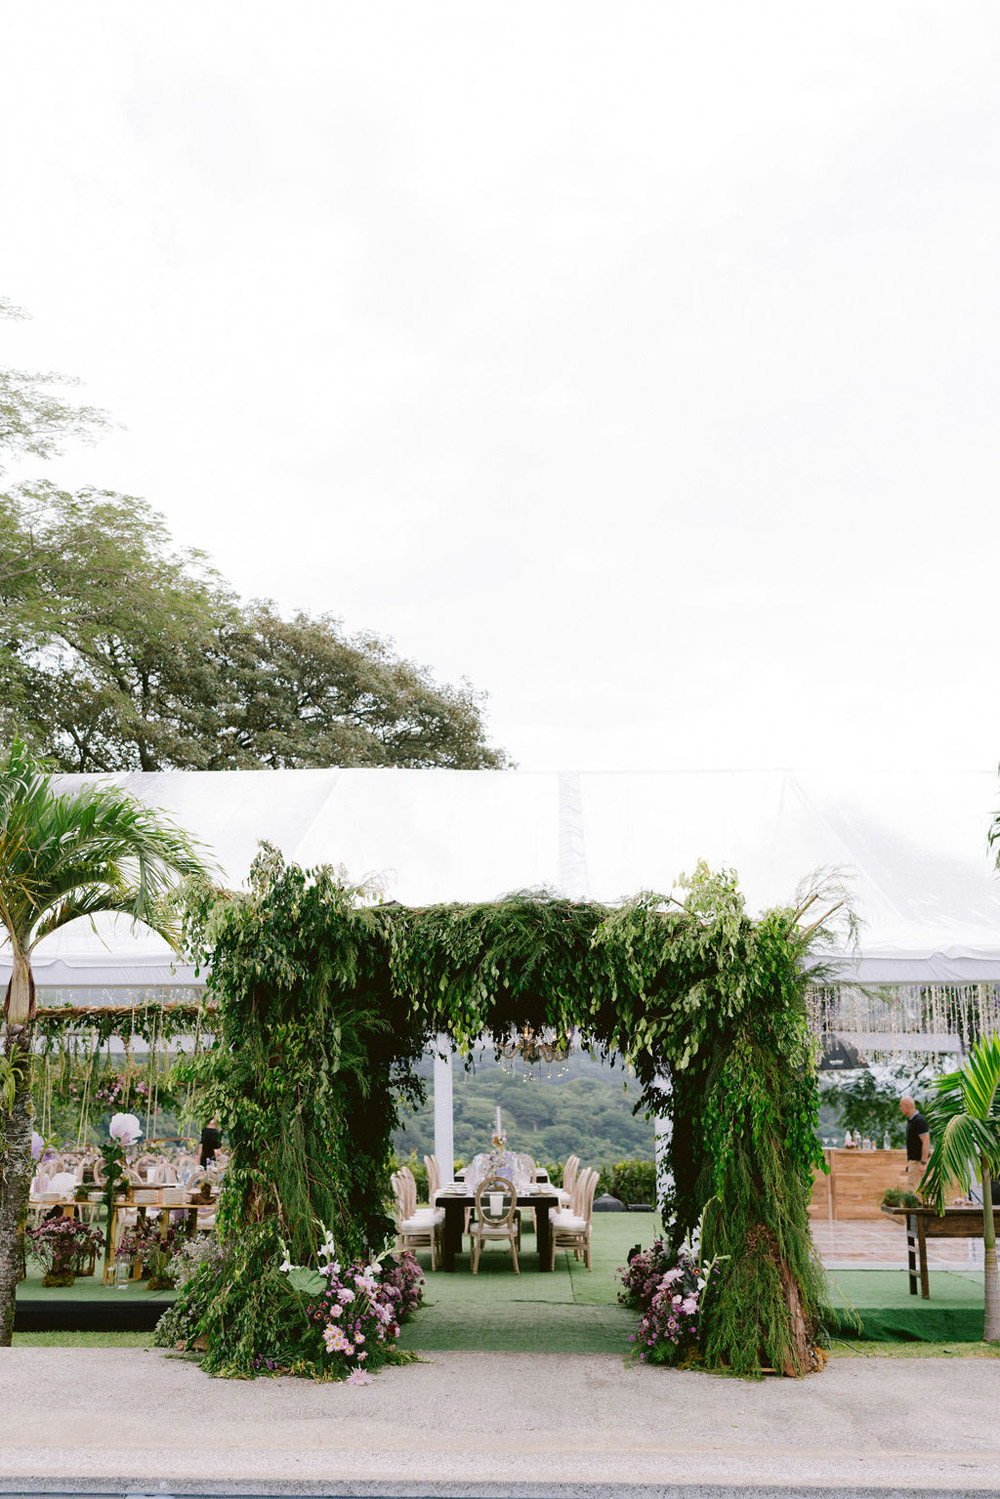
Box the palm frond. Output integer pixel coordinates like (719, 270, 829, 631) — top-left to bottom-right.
(922, 1031, 1000, 1210)
(0, 738, 214, 954)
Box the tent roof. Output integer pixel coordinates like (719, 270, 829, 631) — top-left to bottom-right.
(3, 767, 999, 987)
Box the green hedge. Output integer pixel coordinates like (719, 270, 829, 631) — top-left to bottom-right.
(598, 1158, 656, 1206)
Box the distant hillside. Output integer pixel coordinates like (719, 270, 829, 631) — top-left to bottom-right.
(393, 1047, 656, 1168)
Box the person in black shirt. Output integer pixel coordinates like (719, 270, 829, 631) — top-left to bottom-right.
(899, 1095, 930, 1182)
(200, 1116, 222, 1168)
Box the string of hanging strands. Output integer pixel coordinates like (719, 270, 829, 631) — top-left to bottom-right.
(807, 982, 1000, 1064)
(30, 997, 219, 1147)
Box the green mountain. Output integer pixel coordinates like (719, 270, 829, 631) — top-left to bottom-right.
(393, 1047, 656, 1168)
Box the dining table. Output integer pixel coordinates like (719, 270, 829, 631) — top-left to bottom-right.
(435, 1183, 560, 1271)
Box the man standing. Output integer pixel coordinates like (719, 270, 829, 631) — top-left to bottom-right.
(900, 1094, 930, 1182)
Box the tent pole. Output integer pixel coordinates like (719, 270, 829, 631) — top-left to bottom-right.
(433, 1035, 455, 1185)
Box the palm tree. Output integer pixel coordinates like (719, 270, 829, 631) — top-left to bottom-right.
(0, 739, 211, 1344)
(920, 1031, 1000, 1343)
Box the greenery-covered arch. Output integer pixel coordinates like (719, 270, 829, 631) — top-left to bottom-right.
(166, 846, 837, 1378)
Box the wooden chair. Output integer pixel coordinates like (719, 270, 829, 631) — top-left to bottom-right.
(424, 1154, 442, 1204)
(470, 1176, 519, 1275)
(549, 1168, 598, 1270)
(391, 1169, 444, 1270)
(557, 1154, 580, 1208)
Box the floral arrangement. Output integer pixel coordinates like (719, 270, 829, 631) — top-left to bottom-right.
(99, 1111, 143, 1260)
(380, 1248, 424, 1318)
(276, 1228, 424, 1383)
(167, 1231, 226, 1290)
(27, 1216, 104, 1287)
(487, 1131, 509, 1180)
(617, 1204, 727, 1367)
(115, 1211, 185, 1283)
(95, 1072, 129, 1110)
(115, 1214, 185, 1289)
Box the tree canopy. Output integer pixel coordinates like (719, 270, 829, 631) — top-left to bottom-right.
(0, 299, 508, 773)
(0, 301, 108, 473)
(0, 482, 509, 772)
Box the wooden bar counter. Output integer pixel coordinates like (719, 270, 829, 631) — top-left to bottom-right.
(809, 1148, 909, 1222)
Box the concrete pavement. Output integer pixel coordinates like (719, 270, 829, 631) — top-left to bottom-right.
(0, 1348, 999, 1495)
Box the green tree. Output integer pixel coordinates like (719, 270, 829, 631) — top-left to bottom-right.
(0, 300, 108, 472)
(0, 484, 509, 772)
(0, 739, 211, 1344)
(920, 1032, 1000, 1343)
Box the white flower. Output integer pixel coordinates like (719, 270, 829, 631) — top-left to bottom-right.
(279, 1257, 293, 1274)
(109, 1112, 143, 1145)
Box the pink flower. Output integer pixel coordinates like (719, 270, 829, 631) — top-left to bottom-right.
(346, 1369, 372, 1386)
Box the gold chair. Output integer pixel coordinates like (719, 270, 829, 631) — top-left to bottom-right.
(470, 1176, 519, 1275)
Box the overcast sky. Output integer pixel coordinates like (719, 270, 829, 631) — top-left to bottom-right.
(2, 2, 998, 774)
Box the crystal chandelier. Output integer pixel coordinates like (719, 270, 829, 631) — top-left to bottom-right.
(498, 1025, 572, 1081)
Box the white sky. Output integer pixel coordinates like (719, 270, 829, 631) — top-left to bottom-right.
(1, 1, 998, 773)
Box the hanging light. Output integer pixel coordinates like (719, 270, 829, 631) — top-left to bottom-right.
(497, 1025, 572, 1082)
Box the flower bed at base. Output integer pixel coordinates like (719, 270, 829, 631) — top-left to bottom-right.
(154, 1232, 424, 1383)
(618, 1237, 720, 1366)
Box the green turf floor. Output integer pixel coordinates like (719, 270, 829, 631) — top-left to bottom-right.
(18, 1262, 175, 1306)
(826, 1269, 986, 1342)
(17, 1215, 989, 1350)
(397, 1213, 648, 1355)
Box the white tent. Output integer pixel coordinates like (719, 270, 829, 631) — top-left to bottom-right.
(3, 766, 1000, 990)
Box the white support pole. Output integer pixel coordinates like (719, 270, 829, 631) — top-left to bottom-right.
(653, 1070, 672, 1208)
(433, 1034, 455, 1184)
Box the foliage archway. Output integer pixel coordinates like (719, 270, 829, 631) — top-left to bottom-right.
(164, 847, 838, 1378)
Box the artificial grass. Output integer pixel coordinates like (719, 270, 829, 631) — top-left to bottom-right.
(17, 1262, 175, 1304)
(397, 1212, 646, 1355)
(12, 1330, 156, 1347)
(826, 1269, 986, 1343)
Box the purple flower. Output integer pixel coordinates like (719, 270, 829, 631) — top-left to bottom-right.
(30, 1132, 44, 1162)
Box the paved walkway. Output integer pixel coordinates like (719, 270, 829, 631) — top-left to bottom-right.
(811, 1218, 985, 1270)
(1, 1347, 999, 1495)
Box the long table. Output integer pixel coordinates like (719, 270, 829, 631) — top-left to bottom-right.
(437, 1188, 560, 1271)
(882, 1204, 1000, 1298)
